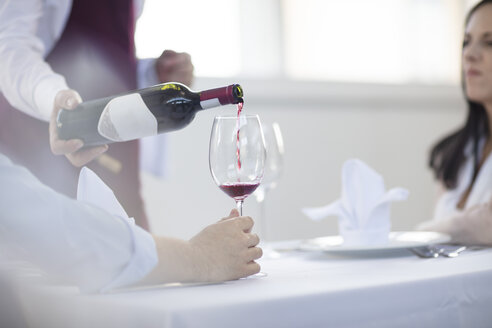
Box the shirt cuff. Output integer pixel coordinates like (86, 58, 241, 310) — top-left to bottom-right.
(137, 57, 159, 89)
(33, 74, 69, 121)
(100, 217, 158, 292)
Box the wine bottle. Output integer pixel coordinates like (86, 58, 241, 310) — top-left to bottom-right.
(56, 82, 244, 147)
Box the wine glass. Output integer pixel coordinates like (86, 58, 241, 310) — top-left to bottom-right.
(253, 122, 284, 258)
(209, 114, 266, 216)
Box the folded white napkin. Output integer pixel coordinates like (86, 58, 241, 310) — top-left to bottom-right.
(77, 167, 135, 225)
(302, 159, 409, 245)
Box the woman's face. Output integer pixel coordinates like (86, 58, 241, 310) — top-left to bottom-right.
(463, 3, 492, 105)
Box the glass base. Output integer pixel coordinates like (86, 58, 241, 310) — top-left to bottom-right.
(241, 271, 268, 280)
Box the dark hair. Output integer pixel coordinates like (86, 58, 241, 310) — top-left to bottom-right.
(429, 0, 491, 189)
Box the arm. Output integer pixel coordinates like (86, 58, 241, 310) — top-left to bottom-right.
(141, 210, 262, 285)
(417, 198, 492, 246)
(137, 50, 194, 88)
(0, 2, 105, 166)
(0, 153, 157, 292)
(0, 0, 68, 121)
(137, 50, 194, 176)
(434, 181, 446, 205)
(0, 154, 261, 291)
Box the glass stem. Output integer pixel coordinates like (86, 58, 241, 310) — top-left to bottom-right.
(259, 190, 268, 243)
(236, 200, 243, 216)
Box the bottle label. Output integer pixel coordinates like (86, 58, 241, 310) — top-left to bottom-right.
(98, 93, 158, 142)
(200, 98, 221, 109)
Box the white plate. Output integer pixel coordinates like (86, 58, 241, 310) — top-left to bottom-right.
(299, 231, 451, 253)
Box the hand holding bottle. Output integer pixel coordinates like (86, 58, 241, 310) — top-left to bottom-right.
(156, 50, 194, 86)
(56, 83, 243, 147)
(49, 90, 108, 167)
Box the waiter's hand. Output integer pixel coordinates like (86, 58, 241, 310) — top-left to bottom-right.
(49, 90, 108, 167)
(155, 49, 194, 86)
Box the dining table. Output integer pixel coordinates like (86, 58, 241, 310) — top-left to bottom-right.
(21, 239, 492, 328)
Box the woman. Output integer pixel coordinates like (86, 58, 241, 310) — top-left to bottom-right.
(418, 0, 492, 246)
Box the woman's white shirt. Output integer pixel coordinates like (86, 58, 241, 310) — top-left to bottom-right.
(433, 141, 492, 221)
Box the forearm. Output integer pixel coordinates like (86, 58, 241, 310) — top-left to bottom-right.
(0, 154, 157, 292)
(139, 236, 197, 285)
(418, 202, 492, 246)
(140, 214, 262, 285)
(137, 58, 159, 89)
(417, 217, 464, 241)
(0, 0, 68, 121)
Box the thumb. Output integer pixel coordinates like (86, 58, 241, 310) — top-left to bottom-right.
(55, 89, 83, 110)
(228, 208, 240, 218)
(220, 208, 240, 222)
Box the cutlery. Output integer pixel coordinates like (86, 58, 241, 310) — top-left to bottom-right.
(410, 247, 439, 258)
(410, 245, 467, 258)
(432, 246, 467, 258)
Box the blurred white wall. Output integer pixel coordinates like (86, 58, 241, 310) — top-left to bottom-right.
(141, 78, 465, 241)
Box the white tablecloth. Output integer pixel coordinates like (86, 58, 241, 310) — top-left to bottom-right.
(23, 245, 492, 328)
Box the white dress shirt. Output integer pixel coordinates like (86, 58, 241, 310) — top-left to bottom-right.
(0, 152, 158, 292)
(0, 0, 167, 176)
(433, 140, 492, 220)
(0, 0, 156, 121)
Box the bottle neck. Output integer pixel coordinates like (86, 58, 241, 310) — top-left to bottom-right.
(199, 84, 243, 109)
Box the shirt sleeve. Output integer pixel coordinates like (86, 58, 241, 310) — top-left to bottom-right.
(135, 0, 158, 89)
(0, 0, 69, 121)
(0, 153, 158, 293)
(137, 57, 159, 89)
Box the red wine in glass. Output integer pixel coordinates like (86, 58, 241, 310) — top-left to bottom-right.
(219, 182, 260, 201)
(209, 113, 265, 216)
